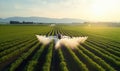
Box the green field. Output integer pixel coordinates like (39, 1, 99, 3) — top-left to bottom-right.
(0, 25, 120, 71)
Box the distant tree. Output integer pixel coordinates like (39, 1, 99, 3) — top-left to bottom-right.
(10, 21, 20, 24)
(22, 21, 33, 24)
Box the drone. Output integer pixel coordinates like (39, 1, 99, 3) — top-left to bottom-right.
(36, 33, 88, 49)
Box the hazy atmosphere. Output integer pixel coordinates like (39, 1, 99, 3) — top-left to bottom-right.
(0, 0, 120, 22)
(0, 0, 120, 71)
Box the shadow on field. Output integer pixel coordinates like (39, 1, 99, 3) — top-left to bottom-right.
(15, 43, 42, 71)
(50, 45, 61, 71)
(1, 41, 37, 71)
(61, 45, 81, 71)
(36, 44, 50, 71)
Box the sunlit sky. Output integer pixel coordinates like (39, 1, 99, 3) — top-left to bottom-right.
(0, 0, 120, 22)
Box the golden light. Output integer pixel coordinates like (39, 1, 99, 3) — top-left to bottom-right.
(90, 0, 119, 18)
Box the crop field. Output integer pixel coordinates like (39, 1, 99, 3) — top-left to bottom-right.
(0, 24, 120, 71)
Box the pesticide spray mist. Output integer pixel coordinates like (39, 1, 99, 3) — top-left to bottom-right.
(55, 36, 88, 49)
(36, 35, 52, 45)
(36, 35, 88, 49)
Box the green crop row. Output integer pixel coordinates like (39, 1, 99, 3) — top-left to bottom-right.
(0, 38, 35, 57)
(57, 48, 69, 71)
(82, 43, 120, 70)
(78, 45, 116, 71)
(64, 46, 88, 71)
(0, 40, 37, 63)
(42, 43, 53, 71)
(9, 42, 40, 71)
(86, 41, 120, 61)
(74, 47, 105, 71)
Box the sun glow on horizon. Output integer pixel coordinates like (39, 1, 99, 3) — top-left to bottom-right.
(88, 0, 120, 22)
(0, 0, 120, 22)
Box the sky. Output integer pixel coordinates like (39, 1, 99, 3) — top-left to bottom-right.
(0, 0, 120, 22)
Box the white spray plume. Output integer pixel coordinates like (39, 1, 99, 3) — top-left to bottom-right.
(55, 36, 88, 49)
(36, 35, 88, 49)
(36, 35, 52, 45)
